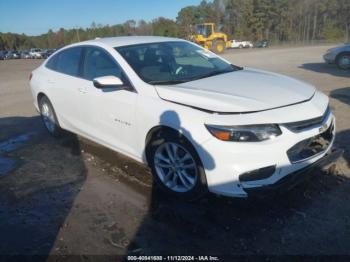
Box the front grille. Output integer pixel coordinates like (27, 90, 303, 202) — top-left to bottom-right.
(284, 106, 330, 132)
(287, 121, 334, 163)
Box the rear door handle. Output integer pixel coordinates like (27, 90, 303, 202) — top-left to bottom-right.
(47, 79, 54, 84)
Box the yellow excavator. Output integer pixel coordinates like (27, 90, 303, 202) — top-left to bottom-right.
(191, 23, 230, 53)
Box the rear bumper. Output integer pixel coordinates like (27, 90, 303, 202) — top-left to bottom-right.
(245, 148, 343, 196)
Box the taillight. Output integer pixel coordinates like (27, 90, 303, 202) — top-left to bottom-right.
(29, 72, 33, 81)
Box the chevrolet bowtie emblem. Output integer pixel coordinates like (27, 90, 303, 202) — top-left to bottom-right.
(319, 123, 328, 133)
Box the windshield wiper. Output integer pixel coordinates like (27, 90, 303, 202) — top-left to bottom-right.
(232, 64, 244, 70)
(190, 69, 234, 81)
(148, 65, 243, 85)
(148, 79, 189, 85)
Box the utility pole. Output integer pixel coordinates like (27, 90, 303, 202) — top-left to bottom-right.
(75, 26, 80, 42)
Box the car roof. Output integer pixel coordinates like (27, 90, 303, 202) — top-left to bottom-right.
(76, 36, 186, 48)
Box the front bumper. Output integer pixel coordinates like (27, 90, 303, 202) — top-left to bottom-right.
(198, 109, 337, 198)
(323, 53, 336, 64)
(245, 148, 343, 196)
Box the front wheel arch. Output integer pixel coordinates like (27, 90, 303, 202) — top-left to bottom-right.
(145, 125, 208, 199)
(144, 125, 201, 166)
(146, 126, 185, 164)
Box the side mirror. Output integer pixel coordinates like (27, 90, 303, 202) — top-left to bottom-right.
(93, 76, 124, 89)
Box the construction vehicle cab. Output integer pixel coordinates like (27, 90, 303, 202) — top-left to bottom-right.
(192, 23, 230, 53)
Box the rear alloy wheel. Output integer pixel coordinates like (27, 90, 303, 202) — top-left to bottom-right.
(336, 53, 350, 70)
(148, 131, 207, 200)
(39, 96, 62, 137)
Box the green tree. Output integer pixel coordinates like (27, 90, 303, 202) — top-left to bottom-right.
(176, 6, 199, 38)
(0, 0, 348, 50)
(152, 17, 177, 37)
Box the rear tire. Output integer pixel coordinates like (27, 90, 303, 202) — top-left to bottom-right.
(39, 96, 63, 137)
(212, 39, 225, 54)
(336, 52, 350, 70)
(147, 129, 208, 200)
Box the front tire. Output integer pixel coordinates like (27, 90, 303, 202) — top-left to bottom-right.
(147, 130, 207, 200)
(39, 96, 62, 137)
(336, 52, 350, 70)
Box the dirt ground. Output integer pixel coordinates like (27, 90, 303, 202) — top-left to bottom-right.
(0, 45, 350, 260)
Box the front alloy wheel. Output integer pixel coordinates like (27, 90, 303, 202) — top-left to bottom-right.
(148, 131, 207, 200)
(154, 142, 198, 193)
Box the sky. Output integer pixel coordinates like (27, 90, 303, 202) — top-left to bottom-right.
(0, 0, 202, 36)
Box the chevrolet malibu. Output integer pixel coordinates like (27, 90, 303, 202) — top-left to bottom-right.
(30, 36, 340, 199)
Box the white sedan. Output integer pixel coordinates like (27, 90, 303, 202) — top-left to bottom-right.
(30, 36, 340, 199)
(230, 40, 253, 49)
(323, 44, 350, 69)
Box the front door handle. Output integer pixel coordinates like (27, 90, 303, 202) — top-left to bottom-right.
(78, 87, 88, 94)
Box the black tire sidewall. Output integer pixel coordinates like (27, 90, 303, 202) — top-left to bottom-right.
(39, 96, 62, 137)
(336, 53, 350, 70)
(212, 39, 225, 54)
(147, 130, 208, 200)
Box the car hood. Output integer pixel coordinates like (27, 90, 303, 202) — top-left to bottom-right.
(155, 68, 316, 113)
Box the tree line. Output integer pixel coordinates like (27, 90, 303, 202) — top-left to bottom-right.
(1, 0, 349, 50)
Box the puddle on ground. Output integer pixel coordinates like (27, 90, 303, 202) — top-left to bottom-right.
(59, 135, 153, 195)
(0, 133, 34, 153)
(0, 133, 35, 176)
(0, 156, 17, 176)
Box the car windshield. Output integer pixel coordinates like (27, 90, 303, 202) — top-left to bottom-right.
(115, 41, 240, 85)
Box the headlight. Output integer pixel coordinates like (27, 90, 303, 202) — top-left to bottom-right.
(205, 124, 282, 142)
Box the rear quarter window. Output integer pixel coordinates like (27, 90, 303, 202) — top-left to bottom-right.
(45, 53, 59, 70)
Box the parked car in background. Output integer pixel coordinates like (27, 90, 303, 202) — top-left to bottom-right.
(244, 41, 253, 48)
(43, 49, 57, 58)
(0, 50, 7, 60)
(323, 44, 350, 70)
(30, 36, 340, 199)
(3, 51, 12, 59)
(256, 40, 269, 48)
(4, 50, 21, 59)
(41, 49, 48, 59)
(229, 40, 253, 49)
(21, 51, 31, 59)
(12, 51, 21, 59)
(29, 48, 44, 59)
